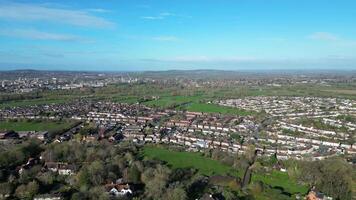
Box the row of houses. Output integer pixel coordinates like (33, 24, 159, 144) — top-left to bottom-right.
(0, 130, 48, 141)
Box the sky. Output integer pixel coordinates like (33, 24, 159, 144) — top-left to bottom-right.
(0, 0, 356, 71)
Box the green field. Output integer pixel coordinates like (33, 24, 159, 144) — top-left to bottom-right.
(112, 96, 141, 104)
(185, 102, 254, 116)
(143, 95, 255, 116)
(143, 145, 308, 196)
(0, 98, 69, 108)
(0, 120, 75, 132)
(143, 145, 233, 175)
(2, 82, 355, 112)
(252, 170, 308, 195)
(206, 84, 356, 100)
(144, 95, 203, 108)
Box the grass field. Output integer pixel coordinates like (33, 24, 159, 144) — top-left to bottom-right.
(210, 85, 356, 99)
(112, 96, 141, 104)
(0, 97, 73, 108)
(143, 95, 255, 116)
(322, 89, 356, 95)
(143, 145, 234, 175)
(140, 84, 356, 114)
(143, 145, 308, 196)
(185, 103, 254, 116)
(144, 95, 203, 108)
(0, 120, 75, 132)
(2, 83, 355, 110)
(252, 171, 308, 195)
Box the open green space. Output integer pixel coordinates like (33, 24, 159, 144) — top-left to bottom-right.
(143, 95, 255, 116)
(143, 145, 233, 175)
(112, 96, 141, 104)
(207, 85, 356, 99)
(185, 102, 254, 116)
(0, 98, 69, 108)
(0, 120, 76, 132)
(2, 82, 355, 115)
(322, 89, 356, 95)
(144, 95, 203, 108)
(142, 145, 308, 196)
(252, 170, 308, 195)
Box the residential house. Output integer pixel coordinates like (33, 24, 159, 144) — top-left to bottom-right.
(105, 183, 133, 197)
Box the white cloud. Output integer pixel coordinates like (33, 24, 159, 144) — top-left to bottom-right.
(141, 16, 164, 20)
(309, 32, 339, 41)
(160, 12, 174, 16)
(308, 32, 356, 47)
(152, 36, 179, 42)
(0, 29, 84, 41)
(159, 56, 257, 62)
(137, 4, 151, 9)
(0, 3, 114, 28)
(136, 55, 356, 70)
(86, 8, 111, 13)
(257, 37, 287, 42)
(141, 12, 190, 20)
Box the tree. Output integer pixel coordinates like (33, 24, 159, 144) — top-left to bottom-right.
(127, 165, 141, 184)
(71, 192, 87, 200)
(14, 181, 39, 199)
(19, 165, 42, 184)
(298, 158, 353, 200)
(76, 167, 91, 189)
(142, 165, 171, 199)
(0, 182, 13, 198)
(87, 160, 106, 186)
(0, 140, 41, 168)
(165, 187, 187, 200)
(316, 159, 352, 200)
(37, 171, 56, 185)
(298, 161, 323, 187)
(248, 181, 264, 195)
(88, 186, 110, 200)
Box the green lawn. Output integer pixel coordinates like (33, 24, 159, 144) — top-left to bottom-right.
(185, 103, 254, 116)
(0, 98, 69, 108)
(143, 145, 308, 196)
(144, 95, 203, 108)
(0, 120, 75, 132)
(253, 171, 308, 195)
(143, 145, 234, 175)
(112, 96, 141, 104)
(143, 95, 255, 116)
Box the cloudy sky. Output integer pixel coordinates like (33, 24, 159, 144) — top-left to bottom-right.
(0, 0, 355, 71)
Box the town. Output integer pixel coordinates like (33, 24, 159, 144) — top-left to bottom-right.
(1, 96, 355, 161)
(0, 70, 355, 200)
(1, 0, 356, 199)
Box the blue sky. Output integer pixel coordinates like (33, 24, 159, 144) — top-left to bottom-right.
(0, 0, 355, 71)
